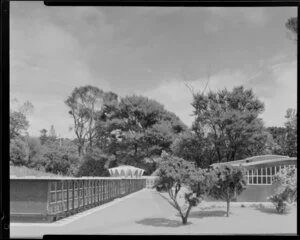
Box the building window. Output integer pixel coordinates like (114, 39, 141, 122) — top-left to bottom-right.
(246, 164, 296, 185)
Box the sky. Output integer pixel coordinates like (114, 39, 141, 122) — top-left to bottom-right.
(10, 4, 297, 139)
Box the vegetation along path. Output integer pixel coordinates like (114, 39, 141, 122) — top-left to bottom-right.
(10, 189, 297, 237)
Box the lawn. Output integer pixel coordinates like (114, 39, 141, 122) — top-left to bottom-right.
(10, 165, 66, 178)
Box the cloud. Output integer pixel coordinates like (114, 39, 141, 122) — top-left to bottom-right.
(141, 60, 296, 128)
(204, 7, 268, 32)
(10, 4, 111, 138)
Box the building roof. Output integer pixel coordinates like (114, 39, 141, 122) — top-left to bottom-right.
(211, 155, 296, 167)
(108, 165, 144, 171)
(108, 165, 145, 178)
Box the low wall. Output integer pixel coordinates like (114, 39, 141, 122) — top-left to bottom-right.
(10, 177, 146, 223)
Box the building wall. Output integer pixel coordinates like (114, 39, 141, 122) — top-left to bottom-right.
(237, 183, 279, 202)
(207, 158, 296, 202)
(10, 180, 48, 215)
(237, 159, 296, 202)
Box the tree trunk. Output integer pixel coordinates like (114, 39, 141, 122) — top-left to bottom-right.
(78, 145, 82, 157)
(226, 200, 230, 217)
(182, 216, 188, 225)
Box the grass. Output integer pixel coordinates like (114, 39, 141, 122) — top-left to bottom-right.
(10, 165, 63, 178)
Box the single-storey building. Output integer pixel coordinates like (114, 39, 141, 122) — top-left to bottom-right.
(212, 155, 297, 202)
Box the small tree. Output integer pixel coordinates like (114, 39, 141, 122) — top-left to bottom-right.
(209, 164, 247, 217)
(156, 152, 213, 224)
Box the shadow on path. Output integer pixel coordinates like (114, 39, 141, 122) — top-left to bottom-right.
(136, 218, 191, 227)
(180, 210, 227, 219)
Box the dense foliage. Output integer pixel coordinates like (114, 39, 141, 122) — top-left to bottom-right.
(188, 86, 271, 167)
(94, 95, 187, 175)
(268, 167, 297, 214)
(10, 85, 297, 179)
(76, 148, 112, 177)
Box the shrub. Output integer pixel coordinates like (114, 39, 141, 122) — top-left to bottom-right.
(208, 164, 247, 217)
(156, 151, 214, 224)
(10, 137, 29, 166)
(268, 167, 297, 214)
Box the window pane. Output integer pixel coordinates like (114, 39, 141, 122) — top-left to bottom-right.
(249, 177, 253, 184)
(258, 169, 261, 175)
(57, 182, 62, 190)
(57, 192, 62, 201)
(253, 176, 257, 184)
(262, 176, 266, 184)
(267, 176, 271, 184)
(262, 168, 266, 175)
(248, 170, 252, 176)
(50, 182, 56, 191)
(267, 167, 271, 175)
(258, 176, 261, 184)
(50, 193, 56, 202)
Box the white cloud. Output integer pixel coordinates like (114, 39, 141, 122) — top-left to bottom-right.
(141, 61, 296, 128)
(204, 7, 268, 31)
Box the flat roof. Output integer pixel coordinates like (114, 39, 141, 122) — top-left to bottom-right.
(211, 155, 297, 167)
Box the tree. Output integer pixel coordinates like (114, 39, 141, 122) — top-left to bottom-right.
(268, 167, 297, 214)
(94, 95, 187, 174)
(209, 164, 247, 217)
(266, 126, 287, 155)
(10, 99, 34, 140)
(76, 148, 112, 177)
(49, 125, 57, 139)
(285, 17, 297, 43)
(65, 85, 118, 156)
(284, 108, 297, 157)
(192, 86, 268, 163)
(10, 137, 29, 166)
(10, 111, 29, 139)
(156, 152, 214, 224)
(24, 136, 42, 167)
(39, 129, 48, 145)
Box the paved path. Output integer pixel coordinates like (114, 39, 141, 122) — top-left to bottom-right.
(10, 189, 297, 237)
(10, 189, 176, 238)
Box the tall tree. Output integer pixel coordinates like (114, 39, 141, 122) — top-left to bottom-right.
(65, 85, 117, 156)
(39, 129, 48, 145)
(285, 17, 297, 43)
(10, 99, 34, 140)
(49, 125, 57, 139)
(284, 108, 297, 157)
(191, 86, 268, 164)
(94, 95, 187, 174)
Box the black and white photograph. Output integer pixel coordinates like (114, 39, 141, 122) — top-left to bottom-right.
(8, 2, 297, 237)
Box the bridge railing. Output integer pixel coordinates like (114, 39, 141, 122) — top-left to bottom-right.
(10, 177, 146, 222)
